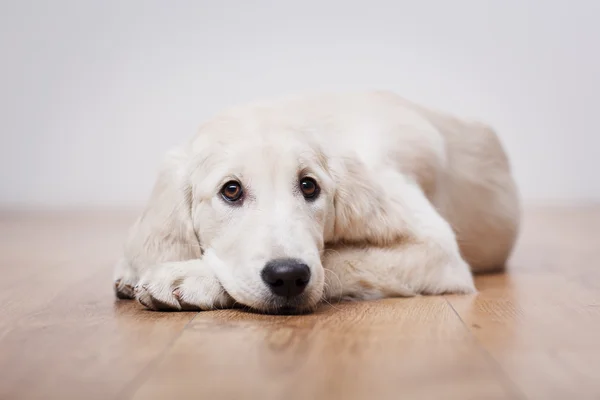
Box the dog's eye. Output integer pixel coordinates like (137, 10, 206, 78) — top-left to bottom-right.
(299, 177, 319, 200)
(221, 181, 243, 202)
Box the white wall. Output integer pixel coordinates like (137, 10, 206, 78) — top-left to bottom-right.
(1, 0, 599, 207)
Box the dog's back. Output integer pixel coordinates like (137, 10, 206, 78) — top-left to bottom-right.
(396, 94, 521, 272)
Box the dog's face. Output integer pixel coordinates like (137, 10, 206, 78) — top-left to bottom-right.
(189, 131, 335, 314)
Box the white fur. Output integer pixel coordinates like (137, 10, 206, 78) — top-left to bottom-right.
(113, 90, 520, 313)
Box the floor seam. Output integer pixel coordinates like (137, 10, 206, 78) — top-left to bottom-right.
(444, 296, 529, 400)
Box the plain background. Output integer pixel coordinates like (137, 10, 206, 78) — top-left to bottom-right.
(1, 0, 599, 208)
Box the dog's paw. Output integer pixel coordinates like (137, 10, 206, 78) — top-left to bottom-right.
(422, 257, 477, 295)
(134, 261, 234, 311)
(113, 259, 138, 299)
(115, 279, 136, 299)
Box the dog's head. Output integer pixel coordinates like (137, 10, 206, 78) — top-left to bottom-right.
(188, 123, 337, 313)
(136, 108, 367, 314)
(133, 106, 392, 314)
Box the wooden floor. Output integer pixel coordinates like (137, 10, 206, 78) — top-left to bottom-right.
(0, 207, 599, 400)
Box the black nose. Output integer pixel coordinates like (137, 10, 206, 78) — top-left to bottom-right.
(261, 258, 311, 297)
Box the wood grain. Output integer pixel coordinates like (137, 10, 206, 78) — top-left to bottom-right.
(447, 206, 600, 400)
(0, 211, 197, 400)
(129, 299, 516, 400)
(0, 207, 598, 399)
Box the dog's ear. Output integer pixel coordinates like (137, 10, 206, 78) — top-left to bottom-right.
(124, 147, 202, 268)
(329, 157, 409, 246)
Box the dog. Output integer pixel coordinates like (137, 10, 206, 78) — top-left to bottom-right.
(113, 90, 520, 314)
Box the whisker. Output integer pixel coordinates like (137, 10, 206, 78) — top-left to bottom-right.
(323, 266, 345, 304)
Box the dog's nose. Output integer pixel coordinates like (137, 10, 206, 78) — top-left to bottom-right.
(261, 258, 311, 297)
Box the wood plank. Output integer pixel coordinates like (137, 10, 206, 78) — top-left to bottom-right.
(447, 206, 600, 399)
(0, 210, 135, 287)
(0, 211, 197, 400)
(130, 298, 518, 400)
(0, 211, 133, 336)
(1, 207, 599, 399)
(0, 265, 197, 400)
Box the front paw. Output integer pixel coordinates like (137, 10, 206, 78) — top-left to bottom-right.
(135, 261, 234, 311)
(113, 258, 138, 300)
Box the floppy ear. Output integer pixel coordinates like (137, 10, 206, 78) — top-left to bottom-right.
(123, 147, 202, 270)
(329, 157, 409, 246)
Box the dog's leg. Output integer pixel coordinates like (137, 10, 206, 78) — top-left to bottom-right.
(134, 259, 234, 311)
(322, 243, 475, 302)
(323, 181, 476, 302)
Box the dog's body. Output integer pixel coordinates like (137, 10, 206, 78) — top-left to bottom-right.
(114, 91, 520, 314)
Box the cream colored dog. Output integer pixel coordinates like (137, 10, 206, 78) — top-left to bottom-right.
(113, 91, 520, 314)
